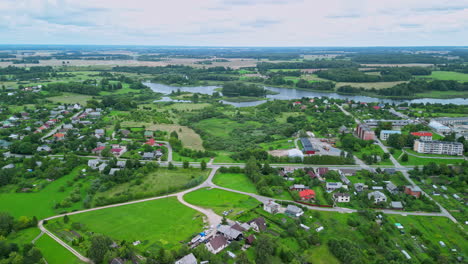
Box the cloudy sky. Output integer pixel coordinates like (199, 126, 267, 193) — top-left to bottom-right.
(1, 0, 467, 46)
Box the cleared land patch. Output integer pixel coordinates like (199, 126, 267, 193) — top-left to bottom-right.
(213, 173, 259, 194)
(184, 187, 261, 215)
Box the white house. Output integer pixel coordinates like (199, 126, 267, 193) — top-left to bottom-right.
(368, 191, 387, 203)
(263, 200, 280, 214)
(333, 193, 350, 203)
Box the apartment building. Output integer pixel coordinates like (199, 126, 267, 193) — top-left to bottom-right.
(413, 140, 463, 156)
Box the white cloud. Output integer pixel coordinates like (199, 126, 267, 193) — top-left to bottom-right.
(0, 0, 467, 46)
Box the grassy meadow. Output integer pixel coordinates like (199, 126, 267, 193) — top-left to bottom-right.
(48, 197, 204, 252)
(184, 187, 261, 215)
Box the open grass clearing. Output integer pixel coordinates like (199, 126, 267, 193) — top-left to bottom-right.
(35, 235, 84, 264)
(94, 168, 210, 203)
(335, 81, 407, 90)
(47, 92, 96, 105)
(48, 197, 204, 252)
(0, 166, 88, 219)
(192, 118, 260, 139)
(184, 187, 261, 215)
(213, 173, 259, 194)
(419, 71, 468, 81)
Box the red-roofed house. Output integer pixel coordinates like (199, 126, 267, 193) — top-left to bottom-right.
(293, 101, 302, 106)
(317, 167, 329, 176)
(53, 133, 65, 140)
(410, 132, 433, 141)
(145, 138, 155, 146)
(92, 146, 105, 155)
(372, 106, 381, 110)
(299, 189, 316, 200)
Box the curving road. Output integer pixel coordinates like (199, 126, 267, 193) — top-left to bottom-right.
(36, 130, 461, 263)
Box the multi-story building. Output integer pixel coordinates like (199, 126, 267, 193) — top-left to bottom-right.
(433, 117, 468, 126)
(363, 119, 412, 127)
(356, 123, 375, 140)
(413, 140, 463, 156)
(380, 130, 401, 140)
(428, 121, 451, 134)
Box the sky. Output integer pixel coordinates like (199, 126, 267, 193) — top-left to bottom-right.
(1, 0, 468, 46)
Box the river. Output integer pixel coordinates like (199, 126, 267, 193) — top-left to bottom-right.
(145, 82, 468, 107)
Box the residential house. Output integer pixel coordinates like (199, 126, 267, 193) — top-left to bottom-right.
(356, 123, 375, 141)
(95, 129, 105, 138)
(354, 183, 367, 192)
(263, 200, 280, 214)
(89, 112, 101, 119)
(175, 253, 198, 264)
(384, 168, 397, 174)
(145, 138, 156, 146)
(285, 205, 304, 218)
(248, 217, 267, 232)
(87, 159, 100, 170)
(386, 182, 399, 194)
(98, 163, 108, 173)
(299, 189, 315, 201)
(92, 146, 106, 155)
(333, 193, 350, 203)
(0, 140, 12, 149)
(413, 140, 463, 156)
(245, 235, 256, 245)
(405, 186, 422, 198)
(206, 235, 228, 254)
(109, 168, 121, 176)
(391, 201, 404, 209)
(339, 169, 357, 176)
(368, 191, 387, 203)
(317, 167, 329, 177)
(116, 160, 126, 168)
(37, 145, 52, 152)
(142, 152, 155, 160)
(111, 146, 127, 157)
(119, 129, 131, 137)
(53, 133, 65, 141)
(218, 225, 243, 240)
(2, 164, 15, 169)
(290, 184, 308, 191)
(110, 258, 125, 264)
(326, 182, 343, 192)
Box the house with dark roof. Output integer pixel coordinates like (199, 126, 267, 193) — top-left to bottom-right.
(248, 217, 267, 232)
(245, 234, 256, 245)
(386, 182, 399, 195)
(206, 235, 228, 254)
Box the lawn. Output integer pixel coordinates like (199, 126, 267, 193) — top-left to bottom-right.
(7, 227, 41, 245)
(35, 235, 83, 264)
(47, 92, 96, 105)
(306, 245, 340, 264)
(184, 187, 261, 215)
(396, 152, 465, 166)
(48, 197, 204, 252)
(212, 151, 236, 163)
(0, 166, 87, 219)
(94, 168, 210, 204)
(259, 138, 295, 150)
(213, 173, 259, 194)
(172, 151, 210, 162)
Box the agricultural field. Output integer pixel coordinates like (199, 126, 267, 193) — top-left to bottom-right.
(47, 197, 204, 252)
(183, 187, 261, 215)
(419, 71, 468, 81)
(93, 168, 210, 204)
(0, 166, 88, 219)
(335, 81, 406, 89)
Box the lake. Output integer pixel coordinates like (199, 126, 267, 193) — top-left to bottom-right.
(145, 82, 468, 107)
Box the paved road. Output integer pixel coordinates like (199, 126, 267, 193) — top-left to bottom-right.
(36, 120, 461, 262)
(40, 111, 83, 141)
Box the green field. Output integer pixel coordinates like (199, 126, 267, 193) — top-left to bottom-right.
(35, 235, 83, 264)
(48, 197, 203, 252)
(193, 118, 260, 139)
(336, 81, 406, 90)
(94, 168, 210, 203)
(184, 187, 261, 215)
(422, 71, 468, 81)
(213, 173, 259, 194)
(395, 150, 465, 166)
(47, 92, 95, 105)
(0, 166, 87, 219)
